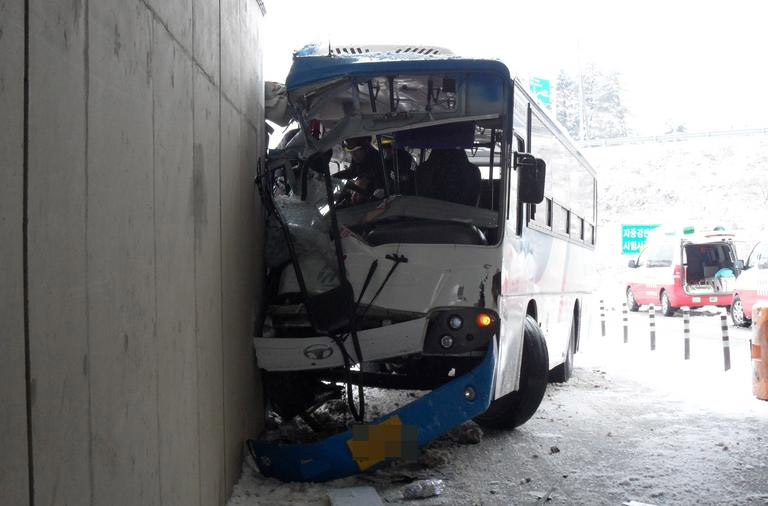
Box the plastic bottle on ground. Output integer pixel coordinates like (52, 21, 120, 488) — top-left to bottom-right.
(403, 479, 445, 499)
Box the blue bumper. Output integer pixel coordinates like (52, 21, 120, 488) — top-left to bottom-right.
(249, 342, 497, 482)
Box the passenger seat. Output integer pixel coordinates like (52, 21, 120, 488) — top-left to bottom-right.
(416, 149, 481, 206)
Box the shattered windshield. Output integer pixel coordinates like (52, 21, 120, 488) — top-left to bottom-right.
(269, 120, 506, 237)
(286, 72, 506, 155)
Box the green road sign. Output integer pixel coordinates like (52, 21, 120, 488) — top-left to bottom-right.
(529, 77, 551, 106)
(621, 224, 660, 255)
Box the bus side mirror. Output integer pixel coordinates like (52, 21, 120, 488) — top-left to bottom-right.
(516, 154, 546, 204)
(627, 259, 637, 268)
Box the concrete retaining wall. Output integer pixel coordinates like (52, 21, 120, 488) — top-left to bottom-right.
(0, 0, 266, 504)
(0, 2, 30, 505)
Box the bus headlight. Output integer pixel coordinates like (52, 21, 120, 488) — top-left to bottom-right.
(440, 335, 454, 349)
(448, 315, 463, 330)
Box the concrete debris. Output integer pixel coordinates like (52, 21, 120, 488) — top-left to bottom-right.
(264, 414, 280, 431)
(420, 448, 451, 468)
(447, 422, 484, 444)
(528, 490, 552, 501)
(325, 399, 349, 416)
(327, 486, 384, 506)
(549, 445, 560, 454)
(623, 502, 658, 506)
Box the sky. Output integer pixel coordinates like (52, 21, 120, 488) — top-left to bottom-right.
(262, 0, 768, 136)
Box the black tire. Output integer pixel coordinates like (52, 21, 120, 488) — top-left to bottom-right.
(626, 287, 640, 312)
(660, 290, 676, 317)
(474, 315, 549, 430)
(549, 318, 575, 383)
(731, 295, 752, 328)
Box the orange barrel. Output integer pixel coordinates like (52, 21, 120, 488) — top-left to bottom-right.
(752, 303, 768, 400)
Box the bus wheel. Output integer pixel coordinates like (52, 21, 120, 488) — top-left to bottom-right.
(731, 295, 752, 328)
(474, 315, 548, 430)
(626, 287, 640, 312)
(660, 290, 676, 317)
(549, 319, 575, 383)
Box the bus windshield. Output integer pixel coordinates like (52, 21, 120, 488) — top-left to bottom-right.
(286, 72, 507, 154)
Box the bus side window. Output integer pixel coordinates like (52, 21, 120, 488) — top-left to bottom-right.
(511, 82, 529, 236)
(509, 133, 524, 233)
(529, 197, 551, 228)
(578, 216, 585, 241)
(553, 203, 569, 234)
(569, 213, 581, 238)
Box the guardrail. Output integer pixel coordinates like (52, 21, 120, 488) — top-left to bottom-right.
(578, 127, 768, 148)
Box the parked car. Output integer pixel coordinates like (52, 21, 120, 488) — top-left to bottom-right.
(731, 241, 768, 327)
(626, 227, 742, 316)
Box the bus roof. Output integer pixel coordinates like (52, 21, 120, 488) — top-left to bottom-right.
(285, 45, 512, 91)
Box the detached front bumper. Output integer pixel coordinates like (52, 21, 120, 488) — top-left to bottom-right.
(248, 340, 497, 482)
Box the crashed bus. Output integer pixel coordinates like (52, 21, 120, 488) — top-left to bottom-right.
(252, 45, 597, 481)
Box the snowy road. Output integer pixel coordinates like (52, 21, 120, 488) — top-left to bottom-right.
(230, 306, 768, 506)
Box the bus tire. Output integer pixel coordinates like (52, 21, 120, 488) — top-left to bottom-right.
(474, 315, 549, 430)
(549, 319, 575, 383)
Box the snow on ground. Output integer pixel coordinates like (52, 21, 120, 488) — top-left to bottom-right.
(230, 309, 768, 505)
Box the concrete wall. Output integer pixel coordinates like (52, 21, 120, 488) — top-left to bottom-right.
(0, 1, 30, 505)
(1, 0, 266, 505)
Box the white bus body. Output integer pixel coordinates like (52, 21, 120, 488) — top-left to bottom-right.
(255, 49, 596, 431)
